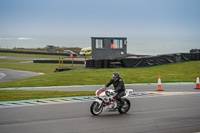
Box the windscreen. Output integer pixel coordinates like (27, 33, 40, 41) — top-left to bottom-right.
(100, 87, 107, 91)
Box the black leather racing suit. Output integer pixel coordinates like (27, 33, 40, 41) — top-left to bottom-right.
(105, 77, 125, 105)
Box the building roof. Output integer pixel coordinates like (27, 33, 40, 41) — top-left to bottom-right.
(91, 37, 127, 39)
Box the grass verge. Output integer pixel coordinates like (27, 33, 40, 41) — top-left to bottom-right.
(0, 61, 200, 88)
(0, 90, 95, 102)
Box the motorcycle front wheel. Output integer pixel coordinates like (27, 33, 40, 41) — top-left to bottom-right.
(118, 99, 131, 114)
(90, 101, 103, 116)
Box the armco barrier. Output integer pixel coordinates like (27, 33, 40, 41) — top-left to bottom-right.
(86, 53, 200, 68)
(0, 50, 76, 56)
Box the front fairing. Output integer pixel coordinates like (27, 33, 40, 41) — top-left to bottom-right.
(95, 87, 107, 96)
(95, 89, 115, 97)
(95, 89, 106, 97)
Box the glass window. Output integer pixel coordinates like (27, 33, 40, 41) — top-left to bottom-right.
(96, 39, 104, 48)
(111, 39, 123, 49)
(120, 40, 123, 48)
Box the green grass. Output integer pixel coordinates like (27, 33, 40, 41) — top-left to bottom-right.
(0, 60, 200, 88)
(0, 90, 95, 102)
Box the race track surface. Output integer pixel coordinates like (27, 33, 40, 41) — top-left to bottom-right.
(0, 68, 43, 82)
(0, 91, 200, 133)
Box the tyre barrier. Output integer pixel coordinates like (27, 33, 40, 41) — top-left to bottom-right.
(86, 53, 200, 68)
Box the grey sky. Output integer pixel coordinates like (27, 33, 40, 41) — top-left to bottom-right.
(0, 0, 200, 36)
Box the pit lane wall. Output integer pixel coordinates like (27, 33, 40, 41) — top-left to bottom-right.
(86, 53, 200, 68)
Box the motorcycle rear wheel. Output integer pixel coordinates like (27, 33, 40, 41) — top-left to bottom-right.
(90, 101, 103, 116)
(118, 99, 131, 114)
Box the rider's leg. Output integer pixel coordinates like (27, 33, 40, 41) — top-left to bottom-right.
(114, 92, 125, 107)
(113, 94, 120, 107)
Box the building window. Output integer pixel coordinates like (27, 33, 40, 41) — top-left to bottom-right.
(96, 39, 104, 49)
(111, 39, 123, 49)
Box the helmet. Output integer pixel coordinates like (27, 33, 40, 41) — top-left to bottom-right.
(112, 72, 119, 81)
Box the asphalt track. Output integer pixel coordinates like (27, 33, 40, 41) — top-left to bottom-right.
(0, 86, 200, 133)
(0, 68, 43, 83)
(0, 56, 86, 61)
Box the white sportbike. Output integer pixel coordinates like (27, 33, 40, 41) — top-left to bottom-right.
(90, 87, 133, 116)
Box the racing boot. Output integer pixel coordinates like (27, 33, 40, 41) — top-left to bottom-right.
(114, 99, 121, 109)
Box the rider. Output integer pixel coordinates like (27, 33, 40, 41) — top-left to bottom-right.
(104, 72, 125, 107)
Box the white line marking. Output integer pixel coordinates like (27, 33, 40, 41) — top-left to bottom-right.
(0, 73, 6, 80)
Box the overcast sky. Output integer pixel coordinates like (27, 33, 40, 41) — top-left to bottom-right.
(0, 0, 200, 37)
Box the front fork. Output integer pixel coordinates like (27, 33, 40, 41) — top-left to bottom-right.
(94, 99, 103, 109)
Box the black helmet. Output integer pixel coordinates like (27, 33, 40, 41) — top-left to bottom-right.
(112, 72, 119, 81)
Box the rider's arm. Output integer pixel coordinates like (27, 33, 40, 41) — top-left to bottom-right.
(105, 79, 114, 88)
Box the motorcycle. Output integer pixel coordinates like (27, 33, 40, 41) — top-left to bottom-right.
(90, 87, 133, 116)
